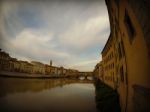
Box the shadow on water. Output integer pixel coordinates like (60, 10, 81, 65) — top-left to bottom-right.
(94, 79, 121, 112)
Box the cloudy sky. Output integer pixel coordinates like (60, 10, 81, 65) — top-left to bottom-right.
(0, 0, 110, 71)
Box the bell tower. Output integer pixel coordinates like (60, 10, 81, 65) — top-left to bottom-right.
(50, 60, 52, 66)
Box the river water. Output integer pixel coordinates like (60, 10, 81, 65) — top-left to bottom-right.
(0, 77, 98, 112)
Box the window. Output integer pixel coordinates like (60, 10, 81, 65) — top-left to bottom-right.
(115, 26, 118, 40)
(121, 40, 125, 57)
(124, 10, 136, 42)
(112, 72, 114, 82)
(120, 66, 124, 82)
(115, 0, 120, 7)
(118, 42, 122, 59)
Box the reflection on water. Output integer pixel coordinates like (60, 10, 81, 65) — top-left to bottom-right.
(0, 77, 97, 112)
(0, 77, 121, 112)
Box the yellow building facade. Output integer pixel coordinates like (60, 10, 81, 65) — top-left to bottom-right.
(93, 62, 100, 79)
(102, 0, 150, 111)
(0, 49, 81, 77)
(98, 61, 104, 82)
(101, 33, 116, 89)
(31, 61, 45, 75)
(45, 64, 51, 75)
(93, 61, 103, 81)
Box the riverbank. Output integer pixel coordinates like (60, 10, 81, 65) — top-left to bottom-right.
(0, 71, 66, 78)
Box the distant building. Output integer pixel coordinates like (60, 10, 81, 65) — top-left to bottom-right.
(98, 61, 104, 81)
(93, 61, 104, 81)
(0, 49, 12, 71)
(11, 59, 20, 72)
(45, 64, 52, 75)
(66, 69, 78, 77)
(93, 63, 100, 79)
(17, 61, 33, 73)
(31, 61, 45, 75)
(50, 66, 58, 75)
(0, 49, 83, 79)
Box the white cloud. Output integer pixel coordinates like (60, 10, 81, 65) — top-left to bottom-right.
(66, 56, 102, 71)
(69, 59, 98, 67)
(59, 15, 109, 51)
(0, 0, 110, 71)
(68, 59, 99, 71)
(10, 29, 70, 63)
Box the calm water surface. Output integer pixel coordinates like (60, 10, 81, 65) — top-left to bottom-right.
(0, 77, 97, 112)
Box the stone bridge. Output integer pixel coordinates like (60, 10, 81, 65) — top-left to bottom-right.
(67, 72, 93, 80)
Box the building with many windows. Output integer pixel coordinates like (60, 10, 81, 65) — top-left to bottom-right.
(100, 0, 150, 111)
(98, 61, 104, 82)
(93, 62, 100, 79)
(0, 49, 81, 77)
(0, 49, 11, 71)
(31, 61, 45, 75)
(101, 33, 116, 89)
(93, 61, 103, 81)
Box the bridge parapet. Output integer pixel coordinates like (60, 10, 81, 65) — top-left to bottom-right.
(66, 72, 93, 79)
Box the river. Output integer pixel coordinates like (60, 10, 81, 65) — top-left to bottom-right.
(0, 77, 121, 112)
(0, 77, 98, 112)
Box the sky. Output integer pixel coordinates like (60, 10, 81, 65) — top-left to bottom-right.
(0, 0, 110, 71)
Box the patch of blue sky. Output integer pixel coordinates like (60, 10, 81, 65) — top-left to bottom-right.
(79, 46, 102, 58)
(3, 15, 22, 38)
(16, 8, 47, 29)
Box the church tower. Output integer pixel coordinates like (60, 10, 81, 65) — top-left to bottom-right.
(50, 60, 52, 66)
